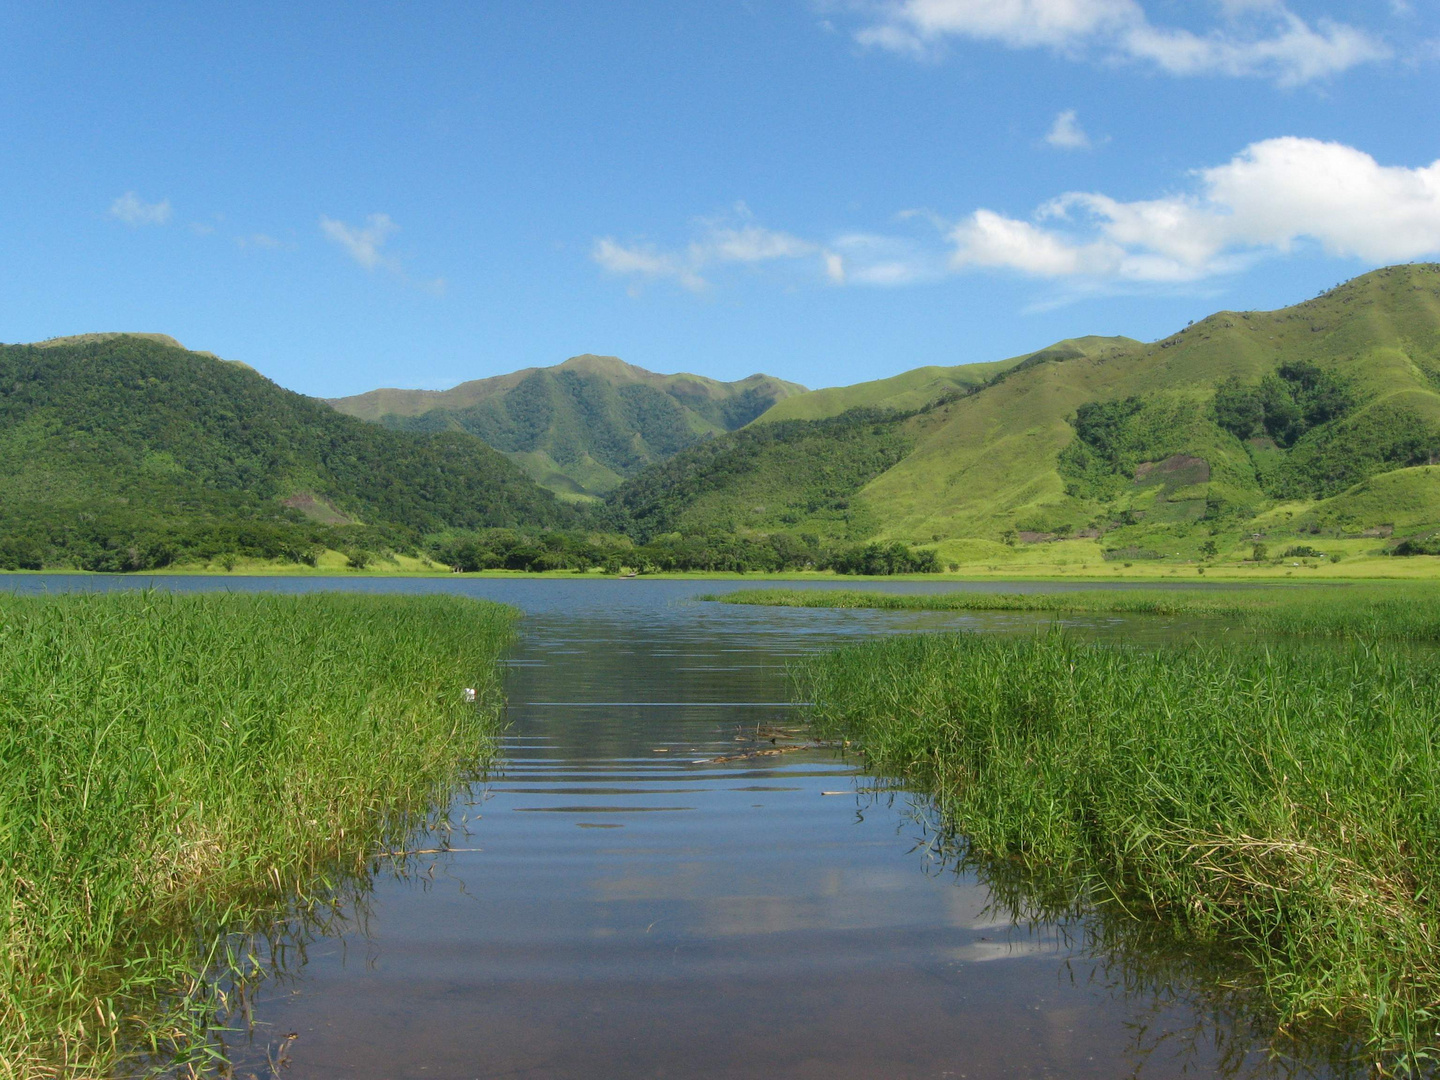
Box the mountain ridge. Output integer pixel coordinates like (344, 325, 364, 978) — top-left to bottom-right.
(603, 264, 1440, 566)
(10, 265, 1440, 574)
(752, 336, 1141, 424)
(328, 354, 807, 497)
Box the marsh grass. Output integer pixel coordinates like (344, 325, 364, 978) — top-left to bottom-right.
(711, 583, 1440, 641)
(0, 591, 514, 1078)
(796, 631, 1440, 1072)
(878, 792, 1367, 1078)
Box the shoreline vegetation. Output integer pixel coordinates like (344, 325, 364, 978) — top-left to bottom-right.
(7, 552, 1440, 582)
(709, 582, 1440, 641)
(0, 592, 515, 1079)
(766, 584, 1440, 1070)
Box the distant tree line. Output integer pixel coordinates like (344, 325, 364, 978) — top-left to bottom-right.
(430, 528, 938, 575)
(0, 503, 415, 573)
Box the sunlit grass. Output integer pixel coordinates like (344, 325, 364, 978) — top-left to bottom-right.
(0, 591, 514, 1078)
(795, 630, 1440, 1071)
(710, 582, 1440, 641)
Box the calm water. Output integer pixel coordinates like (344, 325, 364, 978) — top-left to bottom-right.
(6, 576, 1329, 1078)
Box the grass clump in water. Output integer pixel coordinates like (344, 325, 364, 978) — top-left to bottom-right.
(796, 631, 1440, 1071)
(711, 582, 1440, 641)
(0, 591, 514, 1078)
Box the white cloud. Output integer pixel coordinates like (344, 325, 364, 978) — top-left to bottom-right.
(953, 211, 1101, 276)
(949, 137, 1440, 283)
(109, 192, 171, 226)
(856, 0, 1389, 84)
(318, 213, 442, 295)
(860, 0, 1134, 51)
(1121, 13, 1389, 85)
(707, 223, 815, 262)
(1045, 109, 1091, 150)
(319, 213, 397, 270)
(831, 231, 947, 285)
(592, 138, 1440, 298)
(593, 207, 823, 292)
(593, 237, 708, 292)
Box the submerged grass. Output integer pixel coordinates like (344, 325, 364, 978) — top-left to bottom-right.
(795, 631, 1440, 1071)
(0, 591, 515, 1078)
(710, 582, 1440, 641)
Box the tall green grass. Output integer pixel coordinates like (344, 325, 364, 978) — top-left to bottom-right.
(0, 591, 514, 1078)
(796, 631, 1440, 1071)
(712, 583, 1440, 641)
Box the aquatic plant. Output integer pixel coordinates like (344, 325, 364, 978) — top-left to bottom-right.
(0, 591, 514, 1077)
(795, 631, 1440, 1071)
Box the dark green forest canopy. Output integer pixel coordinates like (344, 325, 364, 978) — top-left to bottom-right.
(332, 356, 806, 497)
(0, 336, 574, 569)
(601, 407, 915, 542)
(382, 369, 705, 478)
(1058, 363, 1440, 512)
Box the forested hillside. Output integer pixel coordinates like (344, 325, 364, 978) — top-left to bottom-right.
(8, 266, 1440, 576)
(329, 354, 805, 497)
(606, 408, 915, 542)
(607, 264, 1440, 567)
(0, 335, 573, 570)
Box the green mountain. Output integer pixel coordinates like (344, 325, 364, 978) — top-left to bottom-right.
(0, 334, 574, 570)
(328, 354, 807, 498)
(752, 336, 1137, 423)
(608, 265, 1440, 562)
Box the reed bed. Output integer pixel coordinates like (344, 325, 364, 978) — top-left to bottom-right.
(796, 631, 1440, 1072)
(712, 583, 1440, 641)
(0, 591, 514, 1078)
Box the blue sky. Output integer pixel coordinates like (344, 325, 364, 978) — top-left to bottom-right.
(2, 2, 1437, 396)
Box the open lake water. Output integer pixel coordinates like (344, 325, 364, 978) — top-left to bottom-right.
(8, 575, 1328, 1078)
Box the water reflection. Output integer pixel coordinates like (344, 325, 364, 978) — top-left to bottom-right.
(871, 790, 1367, 1080)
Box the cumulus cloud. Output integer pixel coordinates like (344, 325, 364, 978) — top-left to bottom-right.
(319, 213, 398, 270)
(1045, 109, 1092, 150)
(597, 138, 1440, 298)
(950, 137, 1440, 283)
(593, 206, 827, 292)
(856, 0, 1389, 84)
(109, 192, 172, 226)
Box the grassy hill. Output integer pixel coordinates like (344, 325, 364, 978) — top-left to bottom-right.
(753, 336, 1137, 423)
(0, 335, 574, 570)
(606, 265, 1440, 568)
(328, 354, 806, 498)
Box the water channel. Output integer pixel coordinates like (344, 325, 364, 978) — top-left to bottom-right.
(8, 575, 1335, 1078)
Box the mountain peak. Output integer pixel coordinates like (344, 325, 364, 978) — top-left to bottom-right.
(33, 332, 189, 351)
(556, 353, 641, 377)
(330, 353, 807, 497)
